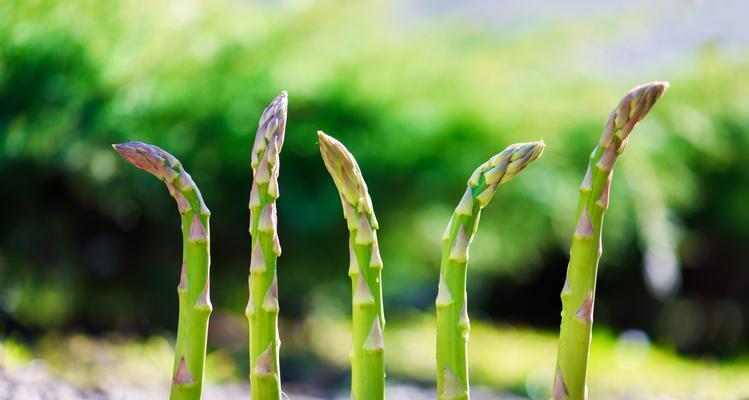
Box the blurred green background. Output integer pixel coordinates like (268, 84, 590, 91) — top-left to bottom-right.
(1, 0, 749, 397)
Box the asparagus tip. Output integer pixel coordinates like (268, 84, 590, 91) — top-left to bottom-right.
(252, 91, 288, 169)
(602, 81, 670, 152)
(317, 131, 373, 220)
(506, 140, 545, 174)
(469, 140, 545, 197)
(112, 141, 179, 182)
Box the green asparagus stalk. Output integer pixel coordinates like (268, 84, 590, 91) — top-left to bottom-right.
(113, 142, 211, 400)
(553, 81, 669, 400)
(318, 131, 385, 400)
(436, 141, 545, 400)
(247, 91, 288, 400)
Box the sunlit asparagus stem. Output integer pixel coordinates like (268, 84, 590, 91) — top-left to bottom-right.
(436, 141, 545, 400)
(553, 82, 669, 400)
(247, 92, 288, 400)
(113, 142, 211, 400)
(318, 131, 385, 400)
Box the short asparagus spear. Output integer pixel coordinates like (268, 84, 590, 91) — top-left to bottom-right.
(247, 91, 288, 400)
(553, 82, 669, 400)
(113, 142, 212, 400)
(318, 131, 385, 400)
(436, 141, 545, 400)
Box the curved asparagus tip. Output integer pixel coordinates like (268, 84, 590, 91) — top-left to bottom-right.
(436, 140, 544, 400)
(553, 81, 668, 400)
(599, 81, 669, 155)
(317, 131, 373, 212)
(466, 140, 545, 203)
(113, 142, 178, 181)
(318, 131, 385, 400)
(248, 91, 288, 400)
(112, 141, 211, 400)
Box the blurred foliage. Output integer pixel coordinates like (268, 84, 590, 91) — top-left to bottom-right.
(309, 314, 749, 399)
(0, 0, 748, 364)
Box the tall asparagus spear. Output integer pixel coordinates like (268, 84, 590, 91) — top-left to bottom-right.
(318, 131, 385, 400)
(247, 91, 287, 400)
(113, 142, 211, 400)
(436, 141, 545, 400)
(553, 82, 669, 400)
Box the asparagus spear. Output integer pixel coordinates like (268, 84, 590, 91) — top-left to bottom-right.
(247, 91, 288, 400)
(436, 141, 545, 400)
(553, 81, 669, 400)
(318, 131, 385, 400)
(113, 142, 211, 400)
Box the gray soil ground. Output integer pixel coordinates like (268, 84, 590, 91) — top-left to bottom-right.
(0, 362, 521, 400)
